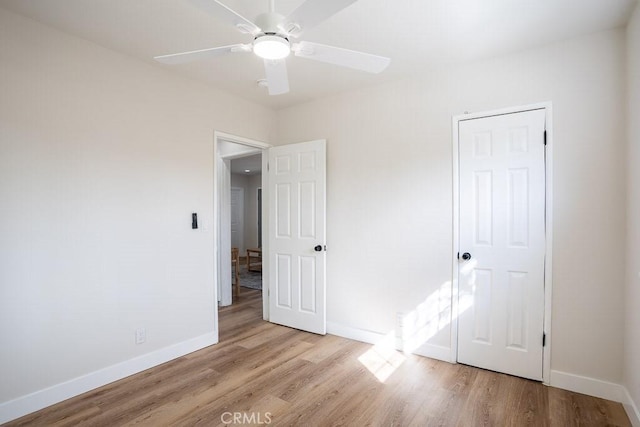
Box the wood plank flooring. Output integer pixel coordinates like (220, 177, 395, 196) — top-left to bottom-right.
(5, 289, 631, 426)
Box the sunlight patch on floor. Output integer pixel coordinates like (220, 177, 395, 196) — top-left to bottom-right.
(359, 268, 479, 382)
(400, 281, 452, 353)
(357, 332, 406, 383)
(399, 269, 475, 354)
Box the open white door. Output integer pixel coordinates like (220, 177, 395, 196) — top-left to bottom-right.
(268, 140, 326, 334)
(457, 109, 546, 380)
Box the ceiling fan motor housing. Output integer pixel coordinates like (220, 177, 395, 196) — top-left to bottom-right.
(252, 12, 291, 60)
(254, 12, 287, 35)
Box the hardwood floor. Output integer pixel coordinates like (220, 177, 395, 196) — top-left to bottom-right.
(6, 289, 630, 426)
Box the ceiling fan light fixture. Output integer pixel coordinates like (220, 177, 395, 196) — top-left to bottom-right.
(253, 35, 290, 60)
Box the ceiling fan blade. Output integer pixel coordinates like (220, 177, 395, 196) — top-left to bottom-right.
(190, 0, 261, 35)
(263, 59, 289, 95)
(154, 44, 251, 64)
(283, 0, 357, 37)
(293, 41, 390, 73)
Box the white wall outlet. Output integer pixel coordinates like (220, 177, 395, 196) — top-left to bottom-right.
(396, 312, 404, 329)
(395, 312, 404, 351)
(135, 328, 146, 344)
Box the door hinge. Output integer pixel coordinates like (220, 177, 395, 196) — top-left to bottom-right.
(543, 130, 547, 146)
(457, 252, 460, 259)
(542, 333, 546, 347)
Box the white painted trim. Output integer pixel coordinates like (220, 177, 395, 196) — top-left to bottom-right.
(217, 156, 232, 307)
(412, 345, 453, 363)
(451, 102, 554, 384)
(0, 333, 217, 425)
(550, 371, 640, 425)
(623, 387, 640, 427)
(542, 104, 554, 385)
(261, 153, 269, 321)
(327, 322, 452, 363)
(451, 115, 460, 365)
(327, 322, 388, 345)
(215, 131, 271, 151)
(455, 102, 552, 122)
(549, 370, 627, 403)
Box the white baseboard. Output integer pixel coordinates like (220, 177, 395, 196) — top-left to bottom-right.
(326, 322, 451, 363)
(0, 332, 218, 425)
(327, 321, 387, 345)
(549, 370, 627, 402)
(538, 370, 640, 424)
(623, 387, 640, 427)
(411, 344, 453, 363)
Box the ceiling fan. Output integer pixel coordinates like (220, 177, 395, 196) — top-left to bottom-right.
(154, 0, 391, 95)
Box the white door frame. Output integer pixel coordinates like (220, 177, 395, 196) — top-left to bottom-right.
(213, 131, 271, 319)
(451, 102, 553, 384)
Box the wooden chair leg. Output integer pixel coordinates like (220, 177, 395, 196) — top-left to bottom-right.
(235, 262, 240, 298)
(232, 247, 240, 300)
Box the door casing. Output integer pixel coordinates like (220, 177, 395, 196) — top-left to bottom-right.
(451, 102, 553, 384)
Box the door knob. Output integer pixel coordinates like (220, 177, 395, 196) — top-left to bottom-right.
(314, 245, 323, 252)
(461, 252, 472, 260)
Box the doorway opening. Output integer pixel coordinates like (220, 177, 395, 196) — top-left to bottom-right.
(213, 131, 270, 326)
(230, 155, 263, 298)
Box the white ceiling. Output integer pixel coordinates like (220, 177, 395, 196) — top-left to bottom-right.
(0, 0, 636, 110)
(231, 154, 262, 175)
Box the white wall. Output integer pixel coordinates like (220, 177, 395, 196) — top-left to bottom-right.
(276, 29, 627, 384)
(0, 2, 634, 422)
(0, 6, 274, 418)
(625, 2, 640, 422)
